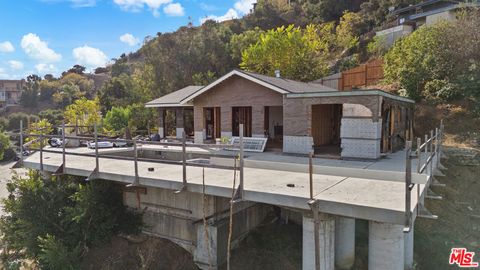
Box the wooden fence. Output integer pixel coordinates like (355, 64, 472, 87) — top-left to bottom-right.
(317, 59, 384, 90)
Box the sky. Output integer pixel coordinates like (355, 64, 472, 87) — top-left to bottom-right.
(0, 0, 256, 79)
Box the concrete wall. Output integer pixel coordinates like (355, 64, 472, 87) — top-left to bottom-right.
(375, 25, 413, 47)
(125, 186, 272, 270)
(341, 104, 381, 159)
(193, 75, 283, 142)
(426, 10, 456, 25)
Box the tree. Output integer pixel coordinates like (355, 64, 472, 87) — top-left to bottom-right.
(384, 21, 454, 100)
(63, 64, 86, 76)
(229, 27, 265, 63)
(240, 25, 327, 81)
(240, 16, 361, 81)
(53, 82, 83, 107)
(383, 10, 480, 103)
(192, 71, 217, 85)
(98, 74, 136, 110)
(64, 98, 102, 131)
(103, 106, 131, 136)
(27, 119, 53, 148)
(0, 171, 142, 268)
(20, 75, 41, 107)
(0, 132, 9, 160)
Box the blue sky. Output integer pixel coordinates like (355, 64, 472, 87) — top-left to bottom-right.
(0, 0, 256, 79)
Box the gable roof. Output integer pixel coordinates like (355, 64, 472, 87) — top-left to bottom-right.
(180, 69, 337, 104)
(145, 85, 203, 108)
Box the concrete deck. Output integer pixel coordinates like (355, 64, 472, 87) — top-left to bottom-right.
(23, 147, 427, 225)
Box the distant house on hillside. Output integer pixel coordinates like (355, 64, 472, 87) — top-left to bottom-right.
(0, 79, 25, 110)
(376, 0, 480, 46)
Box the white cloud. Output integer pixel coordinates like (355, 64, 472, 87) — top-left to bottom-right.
(72, 45, 108, 68)
(163, 3, 184, 16)
(9, 60, 24, 70)
(201, 8, 239, 23)
(39, 0, 97, 7)
(0, 41, 15, 53)
(200, 0, 255, 24)
(113, 0, 172, 16)
(21, 33, 62, 63)
(70, 0, 97, 7)
(120, 33, 139, 46)
(234, 0, 256, 15)
(35, 63, 57, 74)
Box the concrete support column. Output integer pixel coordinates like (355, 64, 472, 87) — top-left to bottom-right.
(302, 213, 335, 270)
(158, 108, 165, 138)
(194, 223, 218, 270)
(335, 217, 355, 269)
(404, 226, 414, 270)
(369, 221, 404, 270)
(176, 107, 184, 139)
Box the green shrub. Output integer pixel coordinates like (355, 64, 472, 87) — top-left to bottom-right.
(0, 132, 10, 160)
(38, 109, 64, 126)
(424, 79, 460, 102)
(0, 117, 8, 131)
(0, 171, 143, 267)
(38, 234, 81, 270)
(7, 113, 30, 131)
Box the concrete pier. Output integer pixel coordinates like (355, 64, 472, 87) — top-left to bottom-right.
(335, 217, 355, 269)
(404, 226, 414, 270)
(303, 214, 335, 270)
(369, 221, 404, 270)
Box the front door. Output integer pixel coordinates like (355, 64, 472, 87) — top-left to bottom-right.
(232, 107, 252, 137)
(205, 107, 221, 140)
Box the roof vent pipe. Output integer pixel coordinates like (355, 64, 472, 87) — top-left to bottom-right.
(274, 70, 281, 78)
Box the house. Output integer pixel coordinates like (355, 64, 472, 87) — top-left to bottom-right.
(146, 69, 414, 160)
(0, 79, 25, 109)
(376, 0, 480, 46)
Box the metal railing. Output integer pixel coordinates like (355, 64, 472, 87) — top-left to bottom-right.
(13, 120, 246, 199)
(403, 120, 444, 232)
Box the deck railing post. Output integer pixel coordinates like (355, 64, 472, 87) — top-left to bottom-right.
(416, 137, 421, 173)
(19, 120, 24, 165)
(62, 121, 66, 173)
(434, 127, 439, 168)
(133, 139, 139, 186)
(309, 152, 314, 200)
(239, 123, 244, 199)
(429, 130, 434, 180)
(94, 122, 99, 172)
(424, 134, 428, 174)
(39, 125, 44, 171)
(182, 130, 187, 185)
(404, 141, 413, 232)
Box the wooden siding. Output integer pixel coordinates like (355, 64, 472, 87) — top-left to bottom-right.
(311, 104, 342, 146)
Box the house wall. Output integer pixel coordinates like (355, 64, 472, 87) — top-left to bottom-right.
(193, 75, 283, 142)
(283, 95, 382, 153)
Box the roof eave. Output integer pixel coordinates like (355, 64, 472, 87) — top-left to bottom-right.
(286, 89, 415, 104)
